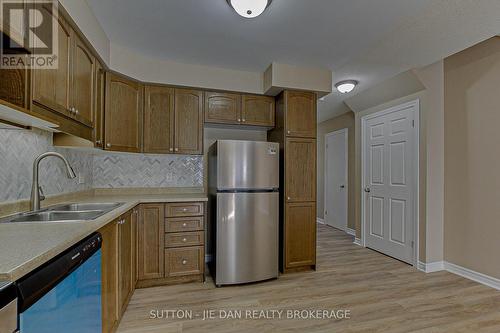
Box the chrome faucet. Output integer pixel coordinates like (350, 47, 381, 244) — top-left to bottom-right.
(30, 152, 77, 211)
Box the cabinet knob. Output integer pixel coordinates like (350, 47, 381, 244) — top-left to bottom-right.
(287, 130, 291, 134)
(182, 259, 187, 265)
(182, 223, 187, 227)
(182, 208, 188, 212)
(169, 148, 173, 152)
(237, 118, 241, 122)
(182, 238, 187, 243)
(75, 109, 79, 115)
(287, 197, 291, 201)
(95, 140, 101, 145)
(175, 148, 179, 152)
(106, 143, 111, 148)
(242, 119, 246, 122)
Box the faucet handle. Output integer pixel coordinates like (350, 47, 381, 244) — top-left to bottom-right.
(38, 186, 46, 201)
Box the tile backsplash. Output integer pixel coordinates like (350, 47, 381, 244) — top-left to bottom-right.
(93, 153, 203, 188)
(0, 128, 204, 203)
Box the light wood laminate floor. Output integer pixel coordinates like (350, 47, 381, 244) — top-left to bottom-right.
(117, 225, 500, 333)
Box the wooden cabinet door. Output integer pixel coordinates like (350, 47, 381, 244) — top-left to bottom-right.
(104, 72, 143, 152)
(204, 92, 241, 124)
(118, 211, 133, 315)
(241, 95, 275, 127)
(143, 85, 174, 153)
(138, 204, 165, 280)
(285, 138, 316, 202)
(131, 207, 138, 285)
(99, 220, 119, 333)
(285, 202, 316, 269)
(285, 91, 316, 138)
(174, 89, 203, 154)
(32, 10, 72, 117)
(71, 34, 95, 127)
(93, 62, 105, 148)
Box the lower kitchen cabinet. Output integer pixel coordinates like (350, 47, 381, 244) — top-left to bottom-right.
(136, 202, 206, 288)
(118, 210, 134, 316)
(99, 208, 137, 333)
(100, 217, 119, 333)
(137, 204, 165, 281)
(284, 202, 316, 270)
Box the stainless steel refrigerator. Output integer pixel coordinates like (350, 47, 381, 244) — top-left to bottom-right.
(208, 140, 279, 286)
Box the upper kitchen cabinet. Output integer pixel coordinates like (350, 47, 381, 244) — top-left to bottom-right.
(205, 92, 241, 124)
(174, 88, 203, 155)
(71, 34, 95, 127)
(0, 67, 29, 110)
(143, 85, 174, 154)
(204, 92, 275, 128)
(285, 91, 316, 138)
(94, 61, 105, 148)
(31, 10, 72, 119)
(104, 72, 144, 153)
(241, 95, 275, 127)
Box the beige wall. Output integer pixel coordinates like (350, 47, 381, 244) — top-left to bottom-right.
(444, 37, 500, 278)
(317, 112, 355, 230)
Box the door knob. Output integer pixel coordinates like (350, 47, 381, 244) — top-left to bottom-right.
(364, 187, 371, 193)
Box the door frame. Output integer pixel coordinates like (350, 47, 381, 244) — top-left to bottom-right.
(324, 128, 349, 232)
(360, 99, 420, 267)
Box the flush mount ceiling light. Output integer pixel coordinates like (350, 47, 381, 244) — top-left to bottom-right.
(227, 0, 272, 18)
(335, 80, 358, 94)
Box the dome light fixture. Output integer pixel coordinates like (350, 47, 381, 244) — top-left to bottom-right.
(335, 80, 358, 94)
(227, 0, 272, 18)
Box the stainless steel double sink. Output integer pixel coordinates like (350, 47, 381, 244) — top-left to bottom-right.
(0, 202, 124, 223)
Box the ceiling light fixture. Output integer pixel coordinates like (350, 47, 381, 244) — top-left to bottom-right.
(335, 80, 358, 94)
(227, 0, 272, 18)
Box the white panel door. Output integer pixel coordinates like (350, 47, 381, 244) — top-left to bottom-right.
(363, 102, 417, 264)
(325, 129, 348, 231)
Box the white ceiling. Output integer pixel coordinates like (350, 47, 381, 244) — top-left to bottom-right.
(87, 0, 500, 122)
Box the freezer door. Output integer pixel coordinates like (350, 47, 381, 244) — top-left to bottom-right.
(217, 140, 279, 190)
(216, 192, 279, 285)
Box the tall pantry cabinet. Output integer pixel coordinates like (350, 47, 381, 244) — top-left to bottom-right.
(268, 90, 317, 273)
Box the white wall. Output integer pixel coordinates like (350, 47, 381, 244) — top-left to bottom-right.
(59, 0, 110, 64)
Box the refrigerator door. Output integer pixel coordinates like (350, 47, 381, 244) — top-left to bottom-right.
(216, 192, 278, 285)
(217, 140, 279, 190)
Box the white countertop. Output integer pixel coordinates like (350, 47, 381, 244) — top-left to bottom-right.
(0, 193, 207, 282)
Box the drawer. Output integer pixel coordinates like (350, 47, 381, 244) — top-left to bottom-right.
(165, 216, 204, 233)
(165, 231, 204, 248)
(165, 202, 204, 217)
(165, 246, 204, 277)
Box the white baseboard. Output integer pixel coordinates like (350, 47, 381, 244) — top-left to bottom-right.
(444, 262, 500, 291)
(417, 260, 500, 291)
(417, 261, 444, 273)
(353, 238, 362, 246)
(345, 228, 356, 236)
(316, 218, 325, 225)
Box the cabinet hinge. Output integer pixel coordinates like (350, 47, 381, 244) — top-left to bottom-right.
(412, 120, 415, 128)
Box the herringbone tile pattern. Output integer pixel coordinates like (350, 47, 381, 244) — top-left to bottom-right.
(93, 153, 203, 188)
(0, 129, 204, 203)
(0, 128, 93, 202)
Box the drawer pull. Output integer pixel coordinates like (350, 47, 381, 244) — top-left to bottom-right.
(182, 208, 188, 212)
(182, 238, 187, 243)
(182, 223, 187, 227)
(182, 259, 187, 265)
